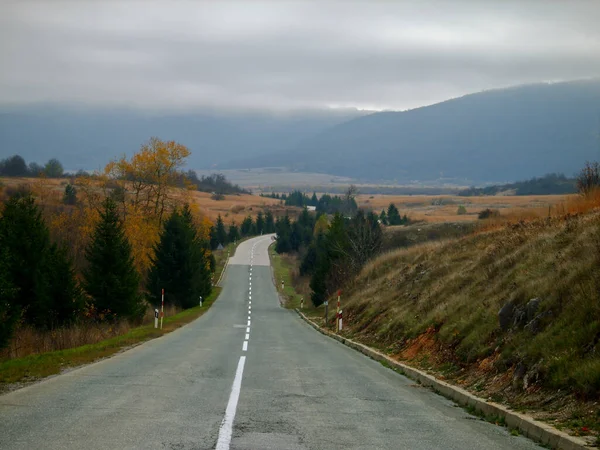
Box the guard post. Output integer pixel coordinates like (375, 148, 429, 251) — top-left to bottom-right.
(199, 296, 203, 307)
(154, 309, 159, 329)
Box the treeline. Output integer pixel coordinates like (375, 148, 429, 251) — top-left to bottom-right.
(378, 203, 409, 225)
(0, 154, 67, 178)
(0, 138, 218, 350)
(182, 171, 249, 195)
(273, 207, 383, 307)
(0, 193, 213, 349)
(0, 154, 247, 197)
(208, 211, 276, 248)
(459, 173, 577, 196)
(262, 189, 359, 215)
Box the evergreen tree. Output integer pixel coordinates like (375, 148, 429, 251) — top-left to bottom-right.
(84, 198, 142, 320)
(264, 210, 275, 233)
(0, 194, 82, 328)
(63, 184, 77, 205)
(209, 225, 219, 250)
(181, 204, 212, 300)
(379, 210, 388, 225)
(310, 192, 318, 206)
(255, 211, 265, 235)
(0, 245, 18, 349)
(387, 203, 402, 225)
(275, 215, 292, 253)
(240, 216, 254, 237)
(148, 207, 210, 309)
(228, 222, 240, 243)
(215, 214, 228, 246)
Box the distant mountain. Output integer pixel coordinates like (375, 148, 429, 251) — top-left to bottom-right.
(0, 106, 367, 172)
(225, 79, 600, 183)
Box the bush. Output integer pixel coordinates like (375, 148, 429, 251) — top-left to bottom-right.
(457, 205, 467, 215)
(478, 208, 500, 220)
(576, 161, 600, 196)
(211, 193, 225, 201)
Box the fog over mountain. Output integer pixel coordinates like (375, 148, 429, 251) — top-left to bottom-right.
(224, 79, 600, 183)
(0, 107, 368, 171)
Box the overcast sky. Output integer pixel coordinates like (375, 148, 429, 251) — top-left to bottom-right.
(1, 0, 600, 112)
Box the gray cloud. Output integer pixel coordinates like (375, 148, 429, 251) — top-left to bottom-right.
(1, 0, 599, 112)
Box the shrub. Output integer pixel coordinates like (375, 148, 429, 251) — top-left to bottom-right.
(211, 193, 225, 201)
(478, 208, 500, 220)
(576, 161, 600, 196)
(457, 205, 467, 215)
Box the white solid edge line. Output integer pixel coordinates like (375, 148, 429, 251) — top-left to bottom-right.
(242, 341, 248, 351)
(215, 356, 246, 450)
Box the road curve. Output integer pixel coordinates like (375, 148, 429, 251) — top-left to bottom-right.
(0, 235, 543, 449)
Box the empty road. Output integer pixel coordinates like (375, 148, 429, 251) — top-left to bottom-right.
(0, 235, 543, 449)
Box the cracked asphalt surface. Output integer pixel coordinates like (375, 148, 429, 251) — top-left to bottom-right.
(0, 235, 543, 449)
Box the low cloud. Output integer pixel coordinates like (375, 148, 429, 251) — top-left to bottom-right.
(1, 1, 599, 111)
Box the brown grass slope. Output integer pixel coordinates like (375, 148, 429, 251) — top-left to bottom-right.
(338, 211, 600, 435)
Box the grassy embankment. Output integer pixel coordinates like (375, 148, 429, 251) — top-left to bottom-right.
(336, 212, 600, 442)
(0, 287, 222, 388)
(273, 201, 600, 443)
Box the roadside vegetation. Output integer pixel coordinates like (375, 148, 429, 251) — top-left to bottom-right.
(0, 138, 272, 379)
(273, 161, 600, 443)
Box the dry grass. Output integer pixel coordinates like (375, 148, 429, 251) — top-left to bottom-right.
(0, 287, 221, 386)
(0, 176, 293, 224)
(332, 209, 600, 437)
(358, 193, 574, 223)
(1, 304, 182, 361)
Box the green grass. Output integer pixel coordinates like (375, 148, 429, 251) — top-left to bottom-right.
(0, 287, 221, 386)
(269, 245, 305, 309)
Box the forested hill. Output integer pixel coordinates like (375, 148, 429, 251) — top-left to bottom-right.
(0, 107, 367, 172)
(226, 79, 600, 183)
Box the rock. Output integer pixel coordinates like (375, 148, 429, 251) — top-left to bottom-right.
(513, 307, 528, 328)
(524, 310, 553, 335)
(498, 301, 514, 330)
(526, 298, 541, 321)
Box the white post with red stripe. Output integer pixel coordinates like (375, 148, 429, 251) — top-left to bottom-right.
(336, 290, 341, 332)
(160, 288, 165, 330)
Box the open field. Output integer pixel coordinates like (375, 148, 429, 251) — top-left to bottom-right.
(358, 193, 575, 222)
(0, 176, 297, 223)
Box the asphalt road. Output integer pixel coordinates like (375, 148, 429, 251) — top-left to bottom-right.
(0, 235, 543, 450)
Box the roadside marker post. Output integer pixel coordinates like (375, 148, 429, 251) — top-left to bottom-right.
(338, 309, 343, 331)
(300, 297, 304, 310)
(336, 290, 341, 332)
(154, 309, 159, 329)
(281, 279, 284, 290)
(199, 296, 203, 307)
(160, 288, 164, 330)
(324, 300, 329, 326)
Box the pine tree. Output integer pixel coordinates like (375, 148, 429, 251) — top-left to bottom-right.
(63, 184, 77, 205)
(255, 211, 265, 235)
(265, 210, 275, 233)
(240, 216, 254, 237)
(275, 215, 292, 253)
(310, 192, 318, 206)
(228, 222, 240, 243)
(215, 214, 228, 246)
(387, 203, 402, 225)
(379, 210, 388, 225)
(148, 207, 210, 309)
(0, 194, 82, 328)
(0, 245, 17, 348)
(181, 204, 212, 301)
(84, 198, 142, 321)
